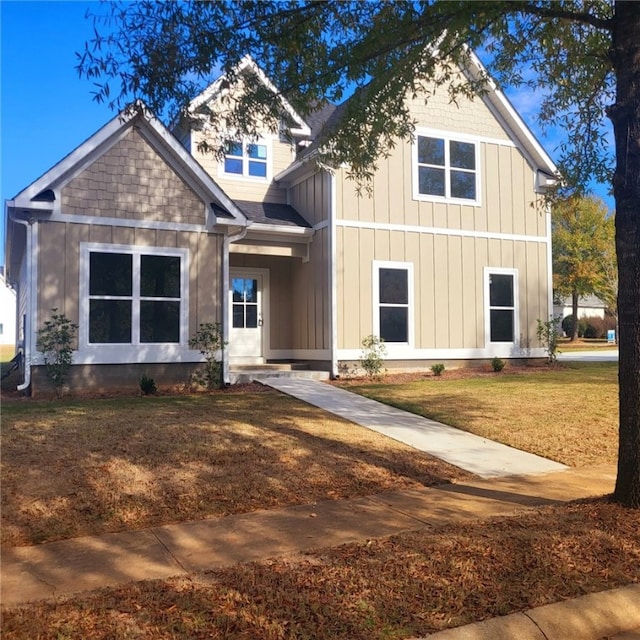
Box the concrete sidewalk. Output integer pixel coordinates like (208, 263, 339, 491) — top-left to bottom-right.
(261, 377, 568, 478)
(1, 465, 616, 606)
(3, 465, 638, 639)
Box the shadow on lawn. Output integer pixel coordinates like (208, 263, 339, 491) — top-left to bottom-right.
(1, 393, 473, 547)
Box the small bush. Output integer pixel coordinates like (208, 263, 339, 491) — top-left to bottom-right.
(537, 317, 561, 364)
(561, 314, 587, 338)
(139, 374, 157, 395)
(36, 309, 78, 398)
(190, 322, 226, 389)
(491, 357, 505, 372)
(431, 363, 445, 376)
(360, 335, 386, 379)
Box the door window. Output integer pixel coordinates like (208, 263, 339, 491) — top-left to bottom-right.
(232, 278, 259, 328)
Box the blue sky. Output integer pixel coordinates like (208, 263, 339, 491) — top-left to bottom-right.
(1, 1, 614, 268)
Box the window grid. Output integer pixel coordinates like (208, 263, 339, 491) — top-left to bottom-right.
(223, 140, 268, 179)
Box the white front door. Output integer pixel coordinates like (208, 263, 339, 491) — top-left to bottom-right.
(229, 269, 265, 361)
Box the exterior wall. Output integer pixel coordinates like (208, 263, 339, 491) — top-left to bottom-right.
(288, 170, 331, 226)
(334, 79, 550, 360)
(36, 220, 223, 353)
(61, 129, 206, 225)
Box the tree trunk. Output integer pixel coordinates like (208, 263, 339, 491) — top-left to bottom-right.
(571, 289, 579, 341)
(610, 0, 640, 508)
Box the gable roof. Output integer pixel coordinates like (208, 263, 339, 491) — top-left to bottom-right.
(276, 49, 559, 186)
(189, 55, 311, 138)
(7, 102, 246, 226)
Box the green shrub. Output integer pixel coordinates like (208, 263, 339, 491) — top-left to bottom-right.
(537, 317, 561, 364)
(360, 335, 386, 378)
(561, 314, 587, 338)
(36, 309, 78, 398)
(431, 363, 445, 376)
(189, 322, 226, 389)
(491, 357, 506, 372)
(139, 374, 157, 395)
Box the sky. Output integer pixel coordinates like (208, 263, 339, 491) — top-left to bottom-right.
(1, 1, 615, 269)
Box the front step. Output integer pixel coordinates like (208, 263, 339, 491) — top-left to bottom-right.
(229, 364, 330, 384)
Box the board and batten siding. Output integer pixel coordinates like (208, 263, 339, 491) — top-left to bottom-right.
(36, 220, 224, 344)
(336, 226, 548, 352)
(334, 76, 550, 355)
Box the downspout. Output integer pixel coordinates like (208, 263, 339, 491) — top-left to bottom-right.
(7, 210, 33, 391)
(222, 225, 249, 384)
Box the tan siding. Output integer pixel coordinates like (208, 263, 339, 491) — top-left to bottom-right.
(461, 236, 478, 348)
(38, 222, 69, 330)
(61, 128, 205, 225)
(474, 238, 489, 346)
(418, 233, 436, 347)
(289, 171, 330, 226)
(447, 235, 464, 346)
(433, 235, 449, 347)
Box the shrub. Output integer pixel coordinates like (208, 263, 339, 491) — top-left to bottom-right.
(561, 314, 587, 338)
(189, 322, 226, 389)
(36, 309, 78, 398)
(431, 363, 445, 376)
(360, 335, 386, 378)
(139, 374, 157, 395)
(537, 317, 561, 364)
(491, 357, 506, 372)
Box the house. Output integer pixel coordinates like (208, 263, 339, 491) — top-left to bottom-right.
(0, 268, 17, 352)
(4, 54, 558, 393)
(553, 294, 608, 322)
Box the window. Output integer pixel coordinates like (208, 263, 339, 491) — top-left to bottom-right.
(486, 270, 517, 343)
(223, 140, 268, 178)
(414, 133, 478, 203)
(86, 247, 186, 345)
(374, 262, 413, 344)
(232, 277, 258, 328)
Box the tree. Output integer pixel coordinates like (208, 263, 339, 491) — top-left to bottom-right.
(77, 1, 640, 507)
(552, 195, 614, 341)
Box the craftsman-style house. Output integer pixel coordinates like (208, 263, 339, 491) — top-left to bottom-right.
(5, 54, 558, 392)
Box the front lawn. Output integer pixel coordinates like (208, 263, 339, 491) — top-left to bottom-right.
(1, 391, 468, 547)
(338, 361, 618, 467)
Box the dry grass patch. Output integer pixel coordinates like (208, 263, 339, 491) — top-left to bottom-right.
(339, 362, 618, 467)
(1, 391, 469, 547)
(3, 500, 639, 639)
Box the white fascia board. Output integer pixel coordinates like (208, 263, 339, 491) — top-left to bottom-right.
(189, 55, 311, 137)
(463, 48, 559, 178)
(245, 223, 314, 241)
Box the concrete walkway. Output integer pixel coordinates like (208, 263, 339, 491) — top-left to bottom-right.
(261, 377, 568, 478)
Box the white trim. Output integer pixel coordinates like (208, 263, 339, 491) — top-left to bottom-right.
(78, 243, 189, 361)
(336, 218, 549, 244)
(546, 204, 554, 320)
(47, 211, 211, 233)
(190, 55, 310, 137)
(372, 260, 415, 351)
(484, 267, 519, 347)
(330, 172, 338, 377)
(337, 346, 545, 361)
(412, 128, 481, 206)
(314, 219, 330, 232)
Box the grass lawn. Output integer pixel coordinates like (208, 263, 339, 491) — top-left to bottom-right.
(338, 361, 618, 467)
(3, 362, 636, 639)
(1, 391, 469, 547)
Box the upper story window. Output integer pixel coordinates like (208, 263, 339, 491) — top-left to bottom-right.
(413, 131, 479, 205)
(223, 140, 269, 179)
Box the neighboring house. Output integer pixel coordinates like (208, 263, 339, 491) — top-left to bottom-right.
(0, 268, 17, 350)
(553, 294, 608, 321)
(4, 54, 558, 393)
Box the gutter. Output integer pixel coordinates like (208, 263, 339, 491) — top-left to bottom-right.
(221, 224, 249, 384)
(7, 206, 33, 392)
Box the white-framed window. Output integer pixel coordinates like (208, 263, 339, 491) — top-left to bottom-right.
(80, 244, 189, 347)
(223, 139, 269, 179)
(373, 261, 414, 345)
(484, 268, 518, 344)
(413, 130, 480, 205)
